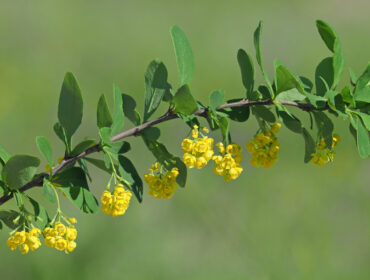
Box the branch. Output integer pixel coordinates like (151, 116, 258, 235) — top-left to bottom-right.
(0, 99, 327, 206)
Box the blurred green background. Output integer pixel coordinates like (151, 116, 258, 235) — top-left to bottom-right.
(0, 0, 369, 279)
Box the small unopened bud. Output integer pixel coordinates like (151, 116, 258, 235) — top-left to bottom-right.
(12, 215, 20, 225)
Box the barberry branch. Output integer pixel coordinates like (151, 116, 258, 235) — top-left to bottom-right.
(0, 98, 328, 206)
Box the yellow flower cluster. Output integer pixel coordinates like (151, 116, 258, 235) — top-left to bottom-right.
(212, 143, 243, 181)
(43, 220, 77, 253)
(6, 228, 42, 254)
(246, 123, 281, 169)
(144, 162, 179, 199)
(182, 125, 214, 169)
(101, 184, 132, 217)
(311, 134, 340, 166)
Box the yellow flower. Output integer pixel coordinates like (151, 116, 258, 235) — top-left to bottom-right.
(202, 127, 209, 133)
(65, 226, 77, 241)
(226, 144, 242, 156)
(69, 217, 77, 224)
(195, 157, 207, 169)
(14, 231, 26, 244)
(181, 139, 194, 153)
(6, 229, 42, 254)
(216, 142, 226, 154)
(145, 163, 179, 200)
(311, 134, 339, 166)
(183, 153, 196, 168)
(149, 162, 159, 172)
(19, 243, 29, 255)
(67, 241, 77, 252)
(194, 140, 208, 154)
(212, 142, 243, 181)
(101, 185, 132, 217)
(332, 133, 340, 148)
(192, 129, 199, 139)
(45, 236, 56, 248)
(270, 123, 281, 134)
(247, 125, 281, 169)
(55, 238, 67, 251)
(54, 222, 67, 236)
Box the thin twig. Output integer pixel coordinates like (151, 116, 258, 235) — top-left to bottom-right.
(0, 99, 327, 206)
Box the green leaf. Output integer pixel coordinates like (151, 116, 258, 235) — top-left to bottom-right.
(141, 127, 161, 141)
(122, 93, 141, 125)
(356, 112, 370, 131)
(53, 167, 99, 213)
(53, 122, 67, 147)
(178, 114, 200, 129)
(325, 91, 346, 117)
(172, 84, 198, 115)
(218, 116, 230, 145)
(275, 104, 302, 133)
(353, 63, 370, 103)
(258, 85, 271, 100)
(170, 25, 194, 87)
(302, 128, 316, 163)
(349, 68, 358, 85)
(316, 20, 337, 52)
(305, 92, 327, 108)
(43, 179, 57, 203)
(254, 21, 264, 74)
(99, 127, 112, 146)
(58, 72, 83, 140)
(144, 60, 168, 122)
(274, 61, 306, 96)
(252, 106, 276, 123)
(0, 145, 10, 166)
(219, 98, 250, 122)
(111, 83, 125, 135)
(209, 90, 225, 110)
(2, 155, 40, 190)
(0, 210, 20, 230)
(332, 39, 345, 88)
(118, 155, 143, 203)
(315, 57, 334, 96)
(237, 49, 254, 98)
(103, 140, 131, 162)
(299, 76, 314, 93)
(253, 20, 273, 98)
(357, 118, 370, 158)
(85, 157, 114, 174)
(70, 139, 97, 157)
(27, 196, 49, 229)
(97, 94, 113, 129)
(312, 111, 334, 148)
(117, 141, 131, 154)
(36, 136, 54, 168)
(340, 86, 354, 104)
(275, 88, 306, 102)
(143, 139, 187, 188)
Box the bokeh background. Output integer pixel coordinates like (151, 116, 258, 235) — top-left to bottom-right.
(0, 0, 369, 279)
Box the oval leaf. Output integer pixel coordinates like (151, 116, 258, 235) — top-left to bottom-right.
(58, 72, 83, 139)
(171, 25, 194, 87)
(237, 49, 255, 98)
(172, 84, 198, 115)
(118, 155, 143, 203)
(2, 155, 40, 190)
(97, 94, 113, 129)
(144, 60, 169, 122)
(36, 136, 53, 167)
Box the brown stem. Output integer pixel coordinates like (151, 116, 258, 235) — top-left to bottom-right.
(0, 99, 327, 206)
